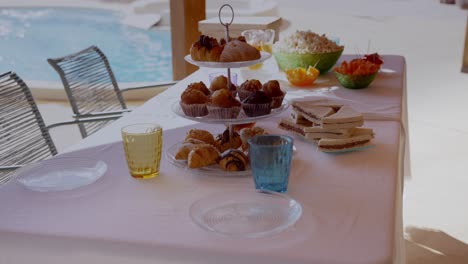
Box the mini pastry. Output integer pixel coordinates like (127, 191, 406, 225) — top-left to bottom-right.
(184, 129, 216, 146)
(180, 89, 209, 117)
(215, 129, 242, 153)
(218, 149, 249, 171)
(219, 40, 261, 62)
(207, 89, 241, 119)
(238, 79, 262, 101)
(175, 142, 197, 160)
(190, 35, 223, 62)
(186, 81, 211, 96)
(187, 144, 220, 168)
(209, 75, 236, 93)
(241, 90, 272, 117)
(262, 80, 285, 109)
(239, 126, 266, 151)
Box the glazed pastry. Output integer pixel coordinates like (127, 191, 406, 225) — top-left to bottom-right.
(186, 81, 211, 96)
(240, 126, 266, 151)
(219, 40, 261, 62)
(175, 142, 198, 160)
(190, 35, 223, 62)
(187, 144, 220, 168)
(215, 129, 242, 153)
(184, 129, 216, 146)
(218, 149, 249, 171)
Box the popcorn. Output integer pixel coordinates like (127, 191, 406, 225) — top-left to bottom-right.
(273, 30, 343, 54)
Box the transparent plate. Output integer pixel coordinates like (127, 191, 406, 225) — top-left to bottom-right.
(172, 99, 289, 125)
(190, 189, 302, 238)
(165, 142, 251, 177)
(320, 144, 375, 153)
(13, 157, 107, 192)
(184, 51, 271, 68)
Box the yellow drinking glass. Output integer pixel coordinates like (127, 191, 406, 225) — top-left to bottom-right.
(121, 123, 163, 179)
(241, 29, 275, 70)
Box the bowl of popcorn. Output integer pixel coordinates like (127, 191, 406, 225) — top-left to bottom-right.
(273, 30, 344, 74)
(333, 53, 383, 89)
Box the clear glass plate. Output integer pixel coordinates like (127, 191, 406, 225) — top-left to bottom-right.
(190, 189, 302, 238)
(172, 99, 289, 125)
(13, 157, 107, 192)
(165, 142, 251, 177)
(184, 51, 271, 68)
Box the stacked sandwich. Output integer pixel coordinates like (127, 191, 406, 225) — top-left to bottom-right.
(278, 101, 375, 152)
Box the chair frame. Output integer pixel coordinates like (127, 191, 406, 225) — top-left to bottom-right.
(47, 45, 177, 137)
(0, 71, 120, 185)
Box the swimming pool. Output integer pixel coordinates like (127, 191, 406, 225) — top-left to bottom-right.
(0, 7, 173, 83)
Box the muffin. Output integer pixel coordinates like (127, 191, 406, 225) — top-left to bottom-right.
(237, 79, 262, 101)
(241, 90, 272, 117)
(186, 81, 211, 96)
(209, 75, 237, 97)
(180, 88, 209, 117)
(262, 80, 285, 108)
(207, 89, 241, 119)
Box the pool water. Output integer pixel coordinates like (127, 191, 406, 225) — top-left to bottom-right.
(0, 8, 173, 83)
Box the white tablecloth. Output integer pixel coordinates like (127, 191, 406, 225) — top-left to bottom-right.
(0, 55, 407, 264)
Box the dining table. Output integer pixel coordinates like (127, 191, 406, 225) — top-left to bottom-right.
(0, 55, 408, 264)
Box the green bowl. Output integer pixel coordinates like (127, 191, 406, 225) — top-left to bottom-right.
(273, 48, 344, 74)
(333, 71, 378, 89)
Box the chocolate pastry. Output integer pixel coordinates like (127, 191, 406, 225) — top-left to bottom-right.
(215, 129, 242, 153)
(218, 149, 249, 171)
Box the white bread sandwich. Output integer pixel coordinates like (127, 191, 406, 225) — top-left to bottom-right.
(291, 111, 314, 126)
(317, 127, 374, 152)
(321, 106, 364, 129)
(278, 118, 310, 137)
(291, 102, 336, 124)
(304, 127, 353, 141)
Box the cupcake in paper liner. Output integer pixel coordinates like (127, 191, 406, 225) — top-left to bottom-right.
(241, 90, 272, 117)
(180, 88, 209, 117)
(207, 89, 242, 119)
(262, 80, 285, 108)
(180, 102, 208, 117)
(237, 79, 262, 101)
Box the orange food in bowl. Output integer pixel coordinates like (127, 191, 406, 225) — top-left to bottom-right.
(285, 66, 320, 86)
(334, 59, 380, 76)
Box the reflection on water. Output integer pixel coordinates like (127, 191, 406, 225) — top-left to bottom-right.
(0, 8, 173, 83)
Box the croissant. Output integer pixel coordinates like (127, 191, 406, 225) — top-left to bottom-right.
(175, 142, 197, 160)
(219, 40, 261, 62)
(218, 149, 249, 171)
(187, 144, 220, 168)
(184, 129, 216, 146)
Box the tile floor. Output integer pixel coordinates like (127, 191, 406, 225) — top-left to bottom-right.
(33, 0, 468, 263)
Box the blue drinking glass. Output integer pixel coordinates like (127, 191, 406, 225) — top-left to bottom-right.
(248, 135, 294, 193)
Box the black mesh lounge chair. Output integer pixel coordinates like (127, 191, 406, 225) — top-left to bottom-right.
(0, 71, 120, 185)
(48, 45, 176, 138)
